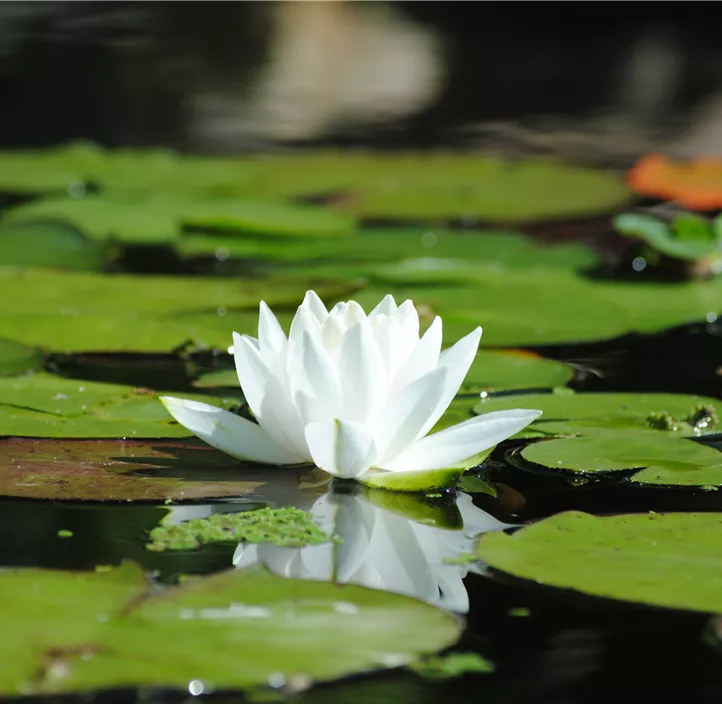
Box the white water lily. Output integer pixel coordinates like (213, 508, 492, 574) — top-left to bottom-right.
(232, 490, 513, 613)
(161, 291, 541, 484)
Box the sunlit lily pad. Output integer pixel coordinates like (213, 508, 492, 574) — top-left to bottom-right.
(248, 152, 630, 222)
(0, 220, 109, 270)
(521, 432, 722, 487)
(462, 351, 573, 393)
(477, 511, 722, 612)
(0, 338, 43, 377)
(0, 562, 460, 695)
(0, 270, 356, 352)
(0, 373, 238, 438)
(0, 437, 282, 500)
(357, 468, 465, 493)
(474, 392, 722, 438)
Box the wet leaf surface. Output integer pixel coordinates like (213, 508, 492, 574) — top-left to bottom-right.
(521, 432, 722, 487)
(477, 511, 722, 612)
(474, 391, 722, 438)
(0, 437, 283, 501)
(0, 562, 460, 695)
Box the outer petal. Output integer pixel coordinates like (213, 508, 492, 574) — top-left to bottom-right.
(232, 331, 272, 417)
(160, 396, 302, 464)
(373, 367, 449, 463)
(257, 301, 287, 366)
(380, 408, 541, 472)
(336, 321, 387, 423)
(304, 419, 377, 478)
(291, 329, 342, 420)
(413, 326, 482, 440)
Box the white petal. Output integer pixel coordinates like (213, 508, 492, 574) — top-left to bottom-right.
(258, 301, 287, 365)
(373, 367, 449, 463)
(336, 321, 387, 423)
(321, 314, 345, 352)
(304, 419, 377, 478)
(294, 329, 341, 416)
(390, 316, 442, 392)
(381, 409, 541, 471)
(394, 299, 420, 339)
(232, 331, 272, 418)
(160, 396, 302, 464)
(301, 290, 329, 324)
(369, 294, 397, 318)
(414, 326, 482, 440)
(288, 305, 320, 353)
(343, 300, 367, 328)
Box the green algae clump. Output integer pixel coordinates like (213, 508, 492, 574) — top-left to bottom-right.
(146, 506, 336, 552)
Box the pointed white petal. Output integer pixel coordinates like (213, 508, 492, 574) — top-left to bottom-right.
(390, 316, 442, 392)
(160, 396, 302, 464)
(369, 294, 397, 318)
(295, 329, 341, 415)
(256, 375, 311, 457)
(381, 408, 541, 471)
(414, 326, 482, 440)
(321, 314, 345, 351)
(373, 367, 448, 463)
(394, 299, 420, 339)
(258, 301, 287, 365)
(337, 321, 387, 423)
(342, 300, 367, 328)
(301, 290, 329, 324)
(304, 419, 377, 478)
(232, 331, 272, 418)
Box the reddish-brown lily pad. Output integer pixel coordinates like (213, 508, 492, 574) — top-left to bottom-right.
(0, 437, 302, 502)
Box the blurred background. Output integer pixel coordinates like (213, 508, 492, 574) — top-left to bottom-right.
(1, 1, 722, 163)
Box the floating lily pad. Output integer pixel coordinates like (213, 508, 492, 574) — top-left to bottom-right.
(0, 149, 85, 194)
(0, 372, 240, 438)
(177, 228, 597, 272)
(0, 561, 460, 695)
(0, 220, 109, 270)
(462, 351, 573, 393)
(0, 437, 286, 500)
(0, 270, 356, 352)
(521, 432, 722, 487)
(2, 196, 180, 245)
(477, 511, 722, 612)
(474, 391, 722, 438)
(4, 195, 354, 245)
(357, 468, 465, 493)
(613, 213, 719, 262)
(248, 152, 630, 222)
(0, 338, 43, 376)
(182, 199, 354, 238)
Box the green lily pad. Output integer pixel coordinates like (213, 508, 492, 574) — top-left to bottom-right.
(462, 351, 573, 393)
(177, 228, 597, 272)
(0, 372, 240, 438)
(0, 437, 287, 500)
(474, 391, 722, 438)
(0, 561, 460, 695)
(181, 199, 354, 238)
(2, 196, 180, 245)
(476, 511, 722, 613)
(0, 149, 85, 194)
(614, 213, 717, 262)
(0, 220, 109, 270)
(0, 270, 356, 352)
(521, 432, 722, 487)
(248, 152, 630, 222)
(0, 338, 43, 376)
(357, 468, 465, 493)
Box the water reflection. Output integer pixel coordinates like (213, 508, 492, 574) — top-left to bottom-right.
(233, 488, 513, 613)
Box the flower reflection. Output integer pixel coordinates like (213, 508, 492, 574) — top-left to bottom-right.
(232, 489, 513, 613)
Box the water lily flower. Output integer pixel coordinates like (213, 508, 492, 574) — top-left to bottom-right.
(232, 489, 513, 612)
(161, 292, 541, 489)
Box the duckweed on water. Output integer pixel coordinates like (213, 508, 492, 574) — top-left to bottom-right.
(408, 652, 495, 679)
(146, 507, 337, 552)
